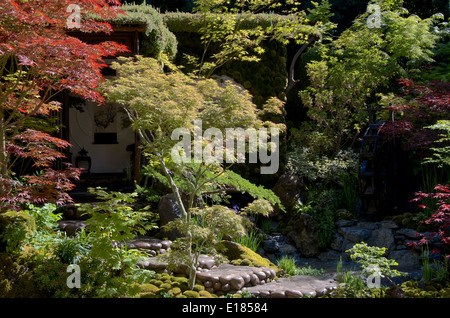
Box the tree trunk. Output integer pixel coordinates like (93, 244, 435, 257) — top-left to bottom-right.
(0, 112, 8, 178)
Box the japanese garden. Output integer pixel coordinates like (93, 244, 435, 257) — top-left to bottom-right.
(0, 0, 449, 301)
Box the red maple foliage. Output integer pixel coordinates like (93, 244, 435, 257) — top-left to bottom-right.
(407, 184, 450, 259)
(0, 0, 129, 209)
(1, 129, 81, 207)
(381, 79, 450, 152)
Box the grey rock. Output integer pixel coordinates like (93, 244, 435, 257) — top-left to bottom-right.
(357, 221, 379, 230)
(367, 228, 396, 251)
(287, 213, 320, 257)
(335, 219, 357, 228)
(270, 234, 285, 242)
(161, 240, 172, 249)
(330, 233, 345, 251)
(278, 244, 297, 255)
(396, 228, 420, 239)
(58, 220, 86, 235)
(221, 283, 231, 292)
(272, 172, 306, 213)
(134, 241, 152, 249)
(338, 226, 372, 243)
(318, 249, 343, 261)
(254, 270, 267, 280)
(157, 193, 183, 240)
(263, 240, 279, 253)
(388, 250, 420, 267)
(379, 220, 399, 229)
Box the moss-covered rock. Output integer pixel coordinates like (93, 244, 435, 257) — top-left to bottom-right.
(149, 279, 163, 287)
(193, 283, 205, 292)
(441, 288, 450, 298)
(159, 282, 172, 290)
(168, 287, 182, 296)
(183, 290, 200, 298)
(139, 283, 160, 298)
(216, 240, 278, 272)
(139, 273, 218, 298)
(395, 281, 450, 298)
(199, 290, 215, 298)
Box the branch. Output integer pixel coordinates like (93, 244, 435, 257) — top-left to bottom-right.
(157, 154, 188, 221)
(201, 187, 239, 195)
(285, 36, 317, 94)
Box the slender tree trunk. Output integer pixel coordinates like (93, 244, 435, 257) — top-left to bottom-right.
(158, 155, 198, 289)
(0, 110, 8, 178)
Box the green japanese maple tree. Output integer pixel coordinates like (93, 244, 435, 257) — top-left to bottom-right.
(105, 55, 283, 288)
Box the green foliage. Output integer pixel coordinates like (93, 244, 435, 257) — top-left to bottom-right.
(93, 4, 178, 59)
(299, 0, 441, 155)
(277, 255, 325, 276)
(288, 147, 358, 246)
(421, 245, 449, 283)
(79, 188, 152, 269)
(233, 228, 263, 252)
(331, 256, 385, 298)
(424, 120, 450, 168)
(0, 252, 40, 297)
(296, 197, 335, 249)
(333, 271, 374, 298)
(287, 147, 359, 187)
(340, 174, 359, 217)
(163, 1, 320, 81)
(54, 232, 90, 264)
(26, 204, 61, 233)
(423, 39, 450, 82)
(346, 242, 406, 284)
(287, 146, 359, 245)
(75, 187, 156, 297)
(164, 204, 247, 287)
(0, 210, 36, 253)
(163, 11, 317, 35)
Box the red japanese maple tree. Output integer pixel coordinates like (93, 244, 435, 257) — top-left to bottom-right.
(0, 0, 128, 209)
(407, 184, 450, 259)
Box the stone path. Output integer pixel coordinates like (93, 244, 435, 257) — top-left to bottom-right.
(55, 220, 340, 298)
(128, 236, 338, 298)
(196, 264, 277, 296)
(56, 203, 425, 298)
(243, 274, 337, 298)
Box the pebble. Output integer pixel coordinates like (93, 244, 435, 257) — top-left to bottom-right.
(285, 289, 303, 298)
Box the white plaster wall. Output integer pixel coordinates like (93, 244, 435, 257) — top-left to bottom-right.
(69, 102, 135, 173)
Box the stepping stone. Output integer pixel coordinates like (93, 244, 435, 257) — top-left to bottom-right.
(126, 236, 173, 255)
(57, 220, 86, 235)
(243, 274, 337, 298)
(195, 264, 277, 294)
(136, 254, 218, 274)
